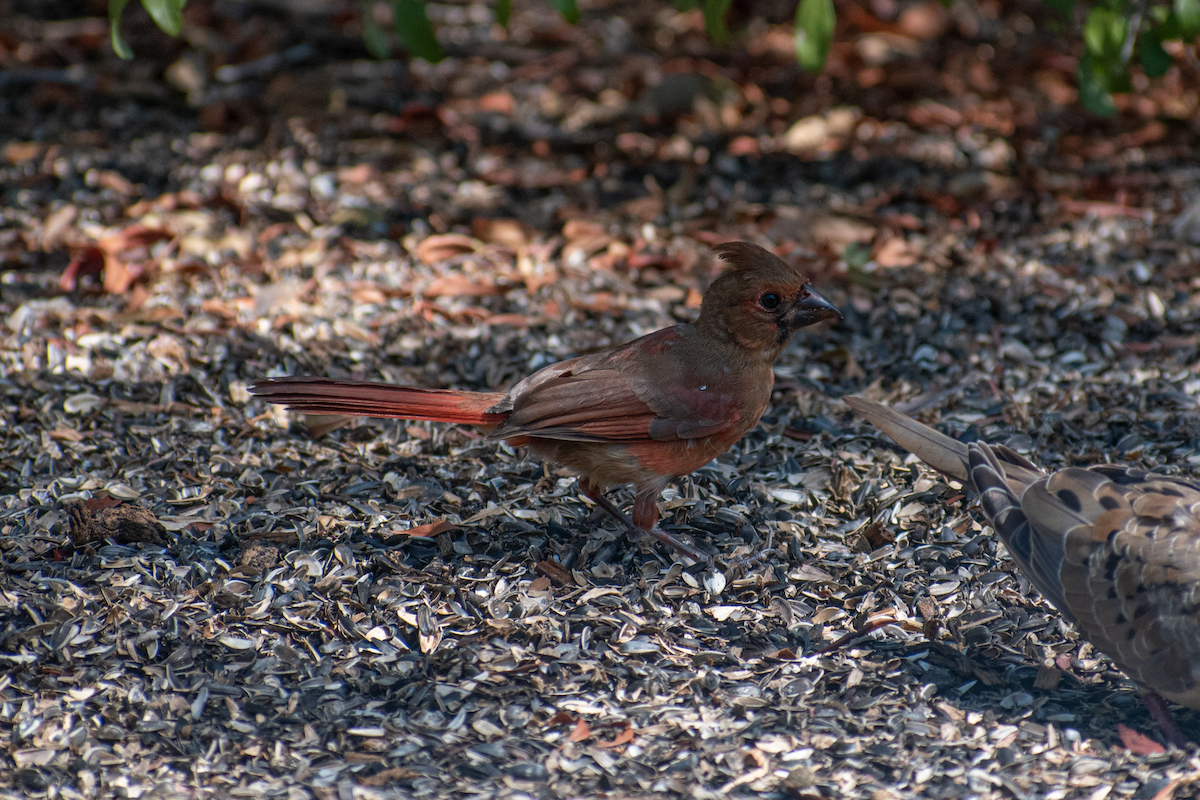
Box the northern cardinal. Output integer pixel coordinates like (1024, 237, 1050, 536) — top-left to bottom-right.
(847, 396, 1200, 747)
(252, 242, 841, 564)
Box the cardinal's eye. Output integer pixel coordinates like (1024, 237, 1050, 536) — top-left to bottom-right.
(759, 293, 781, 310)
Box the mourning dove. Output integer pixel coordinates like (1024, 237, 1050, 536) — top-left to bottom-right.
(846, 395, 1200, 747)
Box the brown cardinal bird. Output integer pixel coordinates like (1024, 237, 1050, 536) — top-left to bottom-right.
(846, 395, 1200, 747)
(251, 242, 841, 563)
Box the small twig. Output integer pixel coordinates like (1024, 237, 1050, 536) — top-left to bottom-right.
(1120, 0, 1147, 67)
(816, 616, 898, 654)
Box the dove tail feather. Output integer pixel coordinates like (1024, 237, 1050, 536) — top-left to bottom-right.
(844, 396, 971, 484)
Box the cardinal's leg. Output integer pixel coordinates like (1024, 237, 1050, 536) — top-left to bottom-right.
(629, 492, 713, 566)
(628, 492, 779, 574)
(578, 480, 712, 565)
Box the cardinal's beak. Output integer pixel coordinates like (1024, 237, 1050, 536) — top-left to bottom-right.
(790, 287, 842, 328)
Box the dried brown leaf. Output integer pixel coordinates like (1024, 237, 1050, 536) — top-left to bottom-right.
(1117, 724, 1166, 755)
(414, 233, 479, 264)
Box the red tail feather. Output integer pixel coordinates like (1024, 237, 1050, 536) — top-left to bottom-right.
(250, 378, 507, 426)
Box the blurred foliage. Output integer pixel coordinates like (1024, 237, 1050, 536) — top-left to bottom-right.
(109, 0, 1198, 116)
(1069, 0, 1200, 113)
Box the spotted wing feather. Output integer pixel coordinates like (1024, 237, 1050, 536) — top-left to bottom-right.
(972, 442, 1200, 709)
(968, 443, 1070, 614)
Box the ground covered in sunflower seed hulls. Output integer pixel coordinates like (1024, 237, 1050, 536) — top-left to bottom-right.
(4, 2, 1200, 798)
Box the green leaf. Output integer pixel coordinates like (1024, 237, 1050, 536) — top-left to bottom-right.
(1043, 0, 1073, 17)
(674, 0, 699, 9)
(140, 0, 185, 36)
(1177, 0, 1200, 38)
(1083, 7, 1126, 60)
(361, 1, 390, 58)
(109, 0, 134, 59)
(392, 0, 442, 62)
(495, 0, 512, 28)
(1078, 53, 1117, 115)
(1139, 29, 1173, 77)
(1158, 11, 1182, 39)
(795, 0, 835, 72)
(843, 242, 872, 270)
(549, 0, 580, 25)
(702, 0, 733, 43)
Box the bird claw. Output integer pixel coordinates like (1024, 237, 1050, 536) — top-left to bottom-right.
(637, 526, 714, 568)
(720, 547, 782, 576)
(584, 488, 714, 566)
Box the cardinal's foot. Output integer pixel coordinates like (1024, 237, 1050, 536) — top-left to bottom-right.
(582, 487, 713, 566)
(720, 548, 782, 576)
(634, 525, 714, 567)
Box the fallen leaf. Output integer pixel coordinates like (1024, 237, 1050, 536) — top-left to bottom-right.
(337, 163, 375, 183)
(70, 224, 175, 295)
(101, 254, 134, 295)
(1151, 779, 1184, 800)
(484, 313, 534, 327)
(147, 333, 189, 373)
(91, 170, 136, 195)
(898, 1, 949, 38)
(424, 275, 504, 297)
(782, 108, 859, 155)
(472, 218, 528, 249)
(100, 224, 173, 254)
(477, 91, 515, 114)
(42, 204, 79, 251)
(200, 299, 238, 320)
(414, 233, 479, 264)
(874, 236, 921, 268)
(85, 497, 123, 512)
(1117, 724, 1166, 755)
(562, 220, 605, 241)
(570, 292, 617, 313)
(626, 252, 680, 270)
(545, 711, 575, 727)
(727, 135, 759, 156)
(597, 723, 634, 748)
(562, 234, 613, 266)
(809, 214, 875, 249)
(397, 520, 458, 538)
(4, 141, 43, 164)
(48, 427, 84, 443)
(567, 718, 590, 743)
